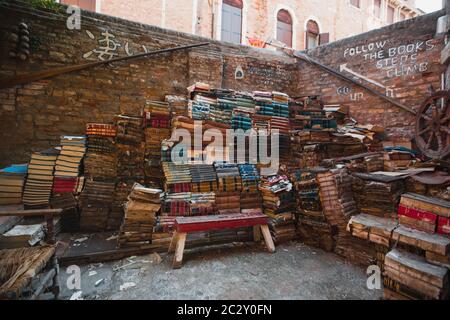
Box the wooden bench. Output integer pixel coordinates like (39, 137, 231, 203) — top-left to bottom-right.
(168, 213, 275, 269)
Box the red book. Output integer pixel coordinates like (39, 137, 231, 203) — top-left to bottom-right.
(437, 217, 450, 236)
(398, 205, 437, 223)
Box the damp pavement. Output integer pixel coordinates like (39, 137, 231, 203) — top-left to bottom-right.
(58, 242, 383, 300)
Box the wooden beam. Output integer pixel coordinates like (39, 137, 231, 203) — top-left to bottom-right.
(172, 233, 187, 269)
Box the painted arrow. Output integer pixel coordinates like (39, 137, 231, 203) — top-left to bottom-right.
(340, 64, 386, 89)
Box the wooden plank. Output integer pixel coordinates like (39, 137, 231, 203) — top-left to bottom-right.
(260, 225, 276, 253)
(175, 214, 269, 233)
(172, 233, 187, 269)
(253, 225, 261, 242)
(168, 231, 178, 254)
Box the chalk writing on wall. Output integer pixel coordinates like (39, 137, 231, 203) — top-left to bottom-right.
(343, 39, 435, 79)
(337, 86, 351, 95)
(246, 65, 292, 86)
(83, 30, 149, 60)
(350, 92, 364, 101)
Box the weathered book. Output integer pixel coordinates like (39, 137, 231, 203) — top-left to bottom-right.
(385, 249, 448, 300)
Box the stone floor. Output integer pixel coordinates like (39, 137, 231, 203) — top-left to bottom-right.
(58, 241, 383, 300)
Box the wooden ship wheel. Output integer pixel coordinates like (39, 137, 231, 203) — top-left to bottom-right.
(415, 91, 450, 159)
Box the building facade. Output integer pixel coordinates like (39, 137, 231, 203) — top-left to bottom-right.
(59, 0, 423, 50)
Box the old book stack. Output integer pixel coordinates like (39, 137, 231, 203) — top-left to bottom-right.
(215, 190, 241, 215)
(269, 212, 297, 244)
(53, 136, 86, 202)
(23, 150, 58, 208)
(259, 175, 296, 243)
(50, 192, 79, 232)
(79, 180, 115, 231)
(404, 172, 450, 201)
(352, 173, 405, 219)
(0, 164, 27, 205)
(163, 193, 192, 216)
(259, 175, 294, 215)
(347, 197, 450, 299)
(239, 164, 259, 192)
(232, 109, 253, 131)
(165, 95, 188, 117)
(162, 162, 192, 193)
(300, 143, 327, 169)
(384, 149, 415, 171)
(254, 91, 274, 116)
(327, 134, 367, 159)
(318, 169, 375, 267)
(237, 164, 261, 213)
(144, 101, 171, 188)
(399, 193, 450, 236)
(54, 135, 86, 179)
(384, 249, 449, 300)
(272, 91, 290, 118)
(347, 213, 398, 270)
(190, 164, 218, 193)
(118, 184, 162, 248)
(291, 169, 335, 252)
(214, 162, 242, 192)
(108, 181, 133, 231)
(152, 216, 174, 248)
(214, 162, 242, 215)
(189, 94, 215, 121)
(338, 124, 383, 153)
(84, 123, 118, 181)
(363, 153, 385, 172)
(214, 91, 236, 126)
(321, 152, 384, 173)
(190, 193, 216, 216)
(116, 115, 145, 181)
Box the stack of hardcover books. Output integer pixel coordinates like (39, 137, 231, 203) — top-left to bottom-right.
(54, 136, 86, 178)
(23, 149, 58, 208)
(0, 164, 27, 205)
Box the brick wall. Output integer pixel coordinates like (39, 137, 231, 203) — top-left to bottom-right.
(0, 2, 444, 167)
(0, 1, 298, 166)
(298, 10, 445, 140)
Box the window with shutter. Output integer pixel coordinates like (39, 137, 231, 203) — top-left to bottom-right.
(221, 0, 243, 44)
(387, 5, 395, 24)
(276, 10, 293, 48)
(306, 20, 320, 49)
(374, 0, 382, 18)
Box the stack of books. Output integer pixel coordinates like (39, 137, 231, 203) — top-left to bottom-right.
(118, 183, 162, 248)
(23, 150, 58, 208)
(0, 164, 27, 205)
(54, 136, 87, 178)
